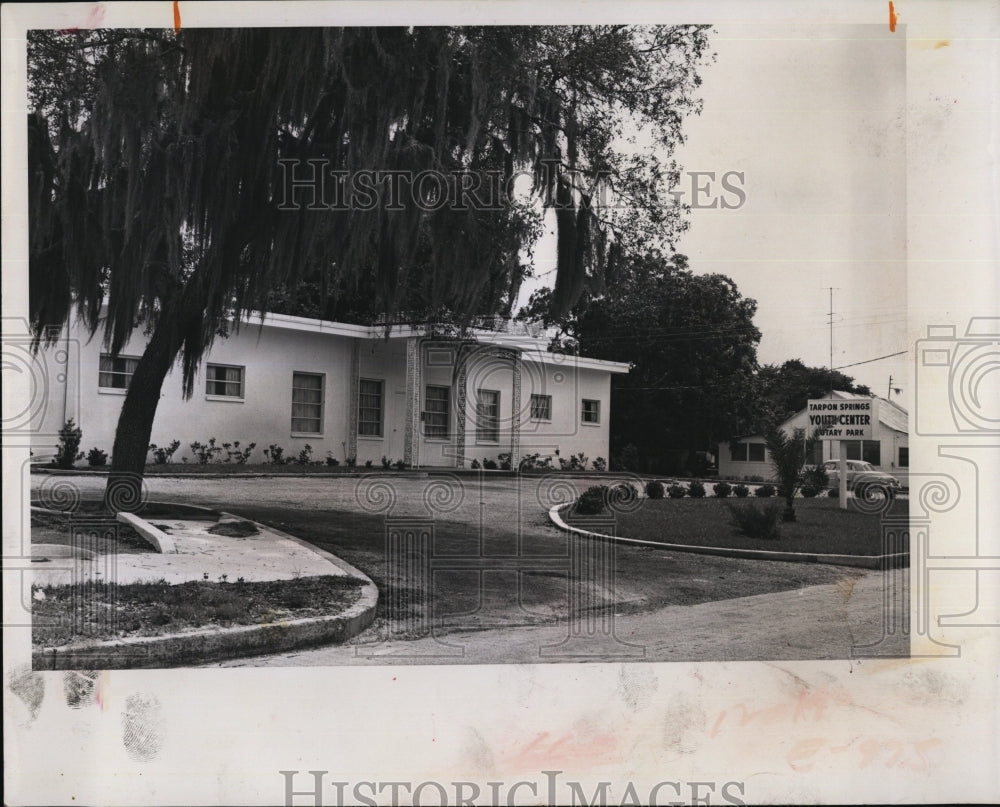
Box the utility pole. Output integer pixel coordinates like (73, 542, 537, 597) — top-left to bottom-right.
(887, 375, 893, 399)
(826, 287, 837, 394)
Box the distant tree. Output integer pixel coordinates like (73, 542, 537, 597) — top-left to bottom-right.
(28, 26, 712, 503)
(756, 359, 872, 426)
(518, 253, 761, 470)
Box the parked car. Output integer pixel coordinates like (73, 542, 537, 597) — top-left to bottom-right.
(820, 459, 900, 498)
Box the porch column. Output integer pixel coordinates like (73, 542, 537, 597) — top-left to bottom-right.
(347, 339, 360, 461)
(510, 350, 522, 470)
(403, 337, 422, 468)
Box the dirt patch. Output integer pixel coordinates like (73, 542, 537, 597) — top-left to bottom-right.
(30, 511, 156, 555)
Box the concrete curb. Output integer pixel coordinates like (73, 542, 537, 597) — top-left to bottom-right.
(548, 504, 908, 570)
(32, 515, 378, 670)
(116, 511, 177, 553)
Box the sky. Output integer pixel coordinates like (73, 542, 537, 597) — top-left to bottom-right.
(518, 22, 908, 399)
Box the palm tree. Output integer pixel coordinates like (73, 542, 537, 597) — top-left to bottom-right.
(764, 425, 821, 522)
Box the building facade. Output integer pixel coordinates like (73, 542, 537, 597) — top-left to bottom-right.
(718, 390, 909, 487)
(35, 312, 629, 469)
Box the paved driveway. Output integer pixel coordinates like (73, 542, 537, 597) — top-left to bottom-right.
(31, 472, 909, 662)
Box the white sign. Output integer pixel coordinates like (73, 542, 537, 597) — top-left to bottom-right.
(806, 397, 876, 440)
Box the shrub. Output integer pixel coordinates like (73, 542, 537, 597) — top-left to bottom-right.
(592, 457, 607, 472)
(728, 502, 782, 540)
(645, 480, 665, 499)
(296, 445, 313, 465)
(713, 481, 732, 499)
(345, 455, 357, 468)
(471, 459, 481, 469)
(326, 455, 340, 467)
(264, 444, 286, 465)
(190, 438, 223, 464)
(754, 483, 776, 498)
(86, 447, 108, 467)
(223, 440, 255, 464)
(381, 455, 392, 469)
(570, 452, 588, 471)
(607, 483, 638, 510)
(497, 453, 512, 471)
(393, 459, 406, 471)
(148, 440, 181, 465)
(800, 484, 820, 498)
(828, 487, 839, 498)
(733, 483, 751, 498)
(801, 465, 829, 489)
(364, 459, 373, 468)
(482, 458, 498, 470)
(688, 480, 706, 498)
(54, 419, 84, 469)
(667, 484, 688, 499)
(575, 485, 607, 515)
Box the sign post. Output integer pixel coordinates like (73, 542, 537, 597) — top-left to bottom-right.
(807, 397, 877, 511)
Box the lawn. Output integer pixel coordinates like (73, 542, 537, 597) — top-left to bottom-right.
(565, 496, 908, 556)
(32, 575, 365, 647)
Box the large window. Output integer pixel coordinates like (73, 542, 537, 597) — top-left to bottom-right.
(730, 442, 766, 462)
(530, 394, 552, 421)
(844, 440, 881, 466)
(476, 389, 500, 443)
(98, 354, 140, 390)
(424, 385, 449, 438)
(291, 372, 324, 434)
(358, 379, 384, 437)
(898, 446, 909, 468)
(581, 399, 601, 424)
(205, 364, 244, 399)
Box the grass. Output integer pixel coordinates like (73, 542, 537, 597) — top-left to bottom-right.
(31, 511, 157, 555)
(565, 496, 908, 556)
(32, 575, 366, 647)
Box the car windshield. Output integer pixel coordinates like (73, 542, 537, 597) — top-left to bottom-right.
(856, 462, 875, 470)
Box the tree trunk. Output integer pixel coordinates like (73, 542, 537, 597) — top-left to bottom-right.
(104, 315, 184, 511)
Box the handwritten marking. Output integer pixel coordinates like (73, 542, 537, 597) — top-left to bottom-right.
(889, 1, 899, 32)
(173, 1, 182, 32)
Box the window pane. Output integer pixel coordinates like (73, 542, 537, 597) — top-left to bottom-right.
(530, 394, 551, 420)
(206, 364, 243, 397)
(292, 372, 323, 434)
(99, 354, 139, 389)
(581, 399, 600, 423)
(845, 440, 862, 460)
(424, 385, 449, 438)
(476, 389, 499, 442)
(748, 443, 765, 462)
(862, 440, 881, 466)
(730, 443, 748, 462)
(898, 447, 909, 468)
(359, 379, 383, 437)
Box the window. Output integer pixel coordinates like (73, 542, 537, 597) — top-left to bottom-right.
(747, 443, 766, 463)
(898, 446, 909, 468)
(530, 394, 552, 421)
(99, 354, 140, 390)
(730, 443, 748, 462)
(358, 379, 384, 437)
(844, 440, 881, 466)
(205, 364, 244, 399)
(476, 389, 500, 443)
(291, 372, 324, 434)
(730, 442, 765, 462)
(581, 399, 600, 424)
(424, 385, 449, 438)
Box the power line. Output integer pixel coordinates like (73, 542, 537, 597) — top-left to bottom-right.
(832, 350, 908, 371)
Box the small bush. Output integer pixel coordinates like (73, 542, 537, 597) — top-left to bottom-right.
(728, 502, 782, 540)
(326, 455, 340, 467)
(733, 483, 751, 498)
(482, 458, 498, 470)
(800, 484, 820, 498)
(54, 419, 84, 469)
(393, 459, 406, 471)
(575, 485, 607, 515)
(828, 487, 839, 498)
(86, 447, 108, 467)
(754, 483, 776, 498)
(470, 459, 481, 469)
(497, 452, 512, 471)
(264, 444, 286, 465)
(223, 440, 255, 464)
(667, 484, 688, 499)
(713, 481, 732, 499)
(364, 459, 373, 468)
(296, 445, 313, 465)
(607, 483, 638, 510)
(801, 465, 829, 489)
(190, 438, 223, 465)
(148, 440, 181, 465)
(688, 480, 706, 498)
(345, 455, 357, 468)
(592, 457, 607, 472)
(645, 480, 665, 499)
(381, 455, 392, 470)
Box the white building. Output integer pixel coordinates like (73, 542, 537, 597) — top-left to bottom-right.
(717, 390, 909, 487)
(35, 312, 629, 469)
